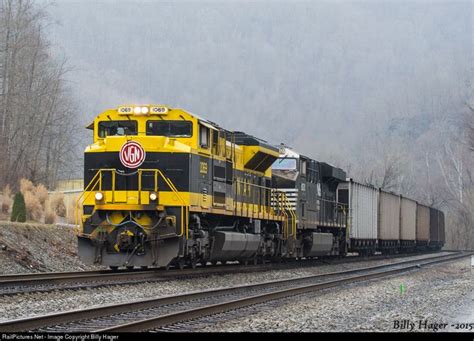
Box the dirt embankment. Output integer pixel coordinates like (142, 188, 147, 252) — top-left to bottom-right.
(0, 221, 101, 274)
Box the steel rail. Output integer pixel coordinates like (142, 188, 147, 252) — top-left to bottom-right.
(0, 261, 309, 287)
(0, 251, 452, 294)
(95, 252, 471, 332)
(0, 252, 468, 332)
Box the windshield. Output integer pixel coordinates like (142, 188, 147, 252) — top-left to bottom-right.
(98, 121, 137, 137)
(272, 158, 297, 170)
(147, 120, 193, 137)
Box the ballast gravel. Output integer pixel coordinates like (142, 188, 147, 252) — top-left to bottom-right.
(192, 257, 474, 332)
(0, 251, 466, 328)
(0, 221, 102, 274)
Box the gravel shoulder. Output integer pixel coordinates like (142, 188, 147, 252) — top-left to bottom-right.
(194, 257, 474, 332)
(0, 221, 102, 274)
(0, 222, 470, 331)
(0, 251, 462, 324)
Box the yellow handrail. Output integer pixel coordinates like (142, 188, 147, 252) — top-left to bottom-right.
(282, 192, 297, 238)
(234, 179, 280, 220)
(154, 169, 189, 239)
(75, 169, 102, 227)
(270, 190, 296, 240)
(75, 168, 189, 240)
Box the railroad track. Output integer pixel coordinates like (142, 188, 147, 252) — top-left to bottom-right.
(0, 264, 271, 295)
(0, 251, 469, 332)
(0, 251, 449, 295)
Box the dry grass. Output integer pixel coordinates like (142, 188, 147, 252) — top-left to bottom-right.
(20, 179, 34, 194)
(50, 193, 66, 218)
(0, 185, 13, 215)
(16, 179, 82, 224)
(23, 191, 43, 222)
(44, 208, 56, 224)
(66, 194, 80, 225)
(3, 185, 12, 198)
(2, 179, 82, 225)
(35, 184, 49, 206)
(19, 178, 60, 225)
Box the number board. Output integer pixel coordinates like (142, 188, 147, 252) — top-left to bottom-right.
(150, 106, 168, 115)
(117, 106, 133, 115)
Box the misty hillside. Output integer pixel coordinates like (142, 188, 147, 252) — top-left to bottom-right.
(0, 0, 471, 249)
(45, 0, 472, 167)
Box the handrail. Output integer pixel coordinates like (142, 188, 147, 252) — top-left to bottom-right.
(270, 189, 296, 240)
(75, 168, 189, 240)
(75, 170, 102, 227)
(154, 169, 188, 239)
(273, 189, 288, 239)
(280, 191, 296, 238)
(234, 179, 283, 220)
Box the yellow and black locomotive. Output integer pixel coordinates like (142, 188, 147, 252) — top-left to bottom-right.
(77, 104, 348, 269)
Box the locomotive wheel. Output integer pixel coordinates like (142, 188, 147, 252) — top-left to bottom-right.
(211, 261, 218, 266)
(177, 258, 185, 270)
(191, 259, 197, 269)
(109, 266, 119, 271)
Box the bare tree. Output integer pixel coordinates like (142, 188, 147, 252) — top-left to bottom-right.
(0, 0, 79, 190)
(466, 103, 474, 152)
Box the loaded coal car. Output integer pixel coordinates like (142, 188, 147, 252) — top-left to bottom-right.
(337, 180, 444, 255)
(336, 179, 378, 256)
(399, 196, 417, 252)
(429, 208, 445, 250)
(416, 203, 431, 249)
(272, 146, 348, 258)
(377, 190, 401, 254)
(416, 204, 445, 251)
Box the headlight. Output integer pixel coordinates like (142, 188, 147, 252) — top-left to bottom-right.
(140, 106, 149, 114)
(133, 106, 142, 114)
(149, 192, 157, 201)
(95, 192, 104, 201)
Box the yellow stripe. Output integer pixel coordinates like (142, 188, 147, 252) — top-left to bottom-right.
(83, 190, 284, 222)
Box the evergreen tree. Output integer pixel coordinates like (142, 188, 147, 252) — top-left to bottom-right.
(10, 193, 26, 223)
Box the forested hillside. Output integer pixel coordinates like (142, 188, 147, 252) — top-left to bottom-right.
(45, 0, 473, 248)
(1, 0, 471, 248)
(0, 0, 79, 189)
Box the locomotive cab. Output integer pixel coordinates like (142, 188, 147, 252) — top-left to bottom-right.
(78, 105, 200, 268)
(77, 105, 291, 269)
(271, 146, 348, 257)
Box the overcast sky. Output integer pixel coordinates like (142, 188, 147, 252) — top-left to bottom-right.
(44, 0, 473, 166)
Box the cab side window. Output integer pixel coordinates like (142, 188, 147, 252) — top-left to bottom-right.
(199, 124, 210, 148)
(212, 129, 219, 154)
(301, 159, 307, 176)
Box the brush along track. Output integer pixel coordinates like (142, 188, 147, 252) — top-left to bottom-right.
(0, 251, 448, 295)
(0, 252, 469, 332)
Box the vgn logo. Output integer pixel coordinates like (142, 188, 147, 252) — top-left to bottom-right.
(119, 141, 146, 168)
